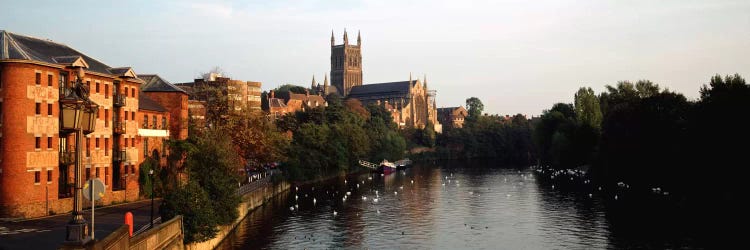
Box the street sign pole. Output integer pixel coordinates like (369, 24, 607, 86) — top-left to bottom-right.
(91, 181, 95, 240)
(83, 178, 105, 241)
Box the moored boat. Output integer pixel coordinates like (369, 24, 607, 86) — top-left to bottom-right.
(395, 158, 412, 170)
(379, 160, 397, 174)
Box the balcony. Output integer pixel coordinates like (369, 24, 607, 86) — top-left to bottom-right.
(113, 150, 127, 162)
(113, 120, 126, 134)
(59, 151, 75, 165)
(114, 93, 126, 107)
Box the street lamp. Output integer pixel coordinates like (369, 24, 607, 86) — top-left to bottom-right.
(149, 169, 154, 229)
(61, 67, 98, 246)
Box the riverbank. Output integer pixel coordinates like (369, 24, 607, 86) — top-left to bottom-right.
(184, 179, 291, 250)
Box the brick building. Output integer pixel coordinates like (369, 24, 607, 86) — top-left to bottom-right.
(0, 31, 187, 219)
(137, 96, 170, 167)
(138, 74, 189, 140)
(0, 30, 147, 218)
(177, 74, 262, 115)
(267, 89, 327, 119)
(437, 106, 468, 129)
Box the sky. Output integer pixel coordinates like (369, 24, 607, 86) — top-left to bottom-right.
(2, 0, 749, 115)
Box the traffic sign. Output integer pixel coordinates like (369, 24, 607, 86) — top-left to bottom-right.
(83, 178, 105, 201)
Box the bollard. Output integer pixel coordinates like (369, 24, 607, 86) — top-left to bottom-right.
(125, 212, 134, 237)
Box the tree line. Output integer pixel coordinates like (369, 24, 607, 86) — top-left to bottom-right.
(534, 74, 748, 209)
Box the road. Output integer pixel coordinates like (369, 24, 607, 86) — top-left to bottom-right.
(0, 199, 160, 250)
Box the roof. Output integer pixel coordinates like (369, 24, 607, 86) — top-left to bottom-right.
(348, 81, 413, 98)
(139, 95, 168, 112)
(289, 93, 326, 105)
(0, 30, 131, 76)
(438, 106, 467, 117)
(138, 74, 188, 94)
(269, 98, 287, 108)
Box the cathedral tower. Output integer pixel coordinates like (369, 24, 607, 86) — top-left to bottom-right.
(330, 29, 363, 96)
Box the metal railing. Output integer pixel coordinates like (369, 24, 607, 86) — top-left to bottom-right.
(113, 93, 126, 107)
(112, 150, 127, 162)
(60, 151, 75, 165)
(113, 120, 126, 134)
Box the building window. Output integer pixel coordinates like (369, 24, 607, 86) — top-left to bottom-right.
(124, 138, 129, 148)
(105, 168, 109, 185)
(95, 138, 100, 149)
(105, 109, 110, 127)
(132, 89, 135, 98)
(131, 112, 135, 120)
(35, 72, 41, 85)
(143, 115, 148, 128)
(47, 103, 53, 116)
(96, 82, 100, 93)
(162, 117, 167, 129)
(131, 137, 135, 147)
(144, 139, 148, 157)
(153, 116, 157, 129)
(86, 138, 91, 157)
(86, 169, 90, 181)
(95, 167, 100, 178)
(59, 72, 68, 88)
(86, 81, 91, 91)
(48, 74, 53, 86)
(124, 111, 128, 120)
(35, 171, 41, 183)
(47, 137, 52, 149)
(104, 138, 109, 156)
(35, 137, 41, 149)
(47, 170, 52, 183)
(105, 84, 109, 99)
(35, 103, 41, 115)
(124, 87, 128, 97)
(131, 165, 135, 174)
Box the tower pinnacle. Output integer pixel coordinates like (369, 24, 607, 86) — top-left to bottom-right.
(357, 30, 361, 46)
(331, 30, 335, 46)
(343, 28, 349, 45)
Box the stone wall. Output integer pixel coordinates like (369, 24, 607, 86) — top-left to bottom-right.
(185, 180, 290, 250)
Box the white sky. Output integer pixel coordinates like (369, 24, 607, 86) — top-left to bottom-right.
(2, 0, 749, 115)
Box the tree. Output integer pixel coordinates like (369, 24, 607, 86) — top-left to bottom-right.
(160, 180, 218, 244)
(465, 97, 484, 123)
(574, 87, 602, 129)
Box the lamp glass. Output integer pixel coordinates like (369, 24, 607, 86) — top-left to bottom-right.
(60, 103, 82, 130)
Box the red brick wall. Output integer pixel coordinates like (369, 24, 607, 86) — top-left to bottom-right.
(143, 92, 189, 140)
(1, 62, 146, 218)
(0, 62, 62, 217)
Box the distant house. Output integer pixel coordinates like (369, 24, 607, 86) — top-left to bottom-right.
(437, 106, 468, 129)
(267, 90, 327, 119)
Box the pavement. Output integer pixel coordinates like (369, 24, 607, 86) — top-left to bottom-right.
(0, 199, 161, 250)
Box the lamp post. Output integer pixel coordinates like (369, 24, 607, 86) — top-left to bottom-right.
(149, 169, 154, 229)
(61, 68, 98, 246)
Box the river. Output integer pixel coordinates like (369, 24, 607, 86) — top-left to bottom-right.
(217, 160, 706, 249)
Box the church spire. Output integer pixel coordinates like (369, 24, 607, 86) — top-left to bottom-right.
(343, 28, 349, 45)
(423, 74, 428, 89)
(324, 74, 329, 93)
(311, 75, 317, 90)
(409, 72, 412, 83)
(357, 30, 361, 46)
(331, 30, 335, 46)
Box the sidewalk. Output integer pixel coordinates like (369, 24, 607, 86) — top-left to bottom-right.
(0, 199, 160, 250)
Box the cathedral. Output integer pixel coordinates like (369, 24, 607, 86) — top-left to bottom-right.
(311, 30, 440, 131)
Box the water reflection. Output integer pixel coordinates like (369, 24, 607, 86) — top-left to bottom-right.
(218, 160, 703, 249)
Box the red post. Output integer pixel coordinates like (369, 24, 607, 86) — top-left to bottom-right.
(125, 212, 134, 237)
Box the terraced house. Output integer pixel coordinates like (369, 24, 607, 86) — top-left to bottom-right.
(0, 30, 185, 219)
